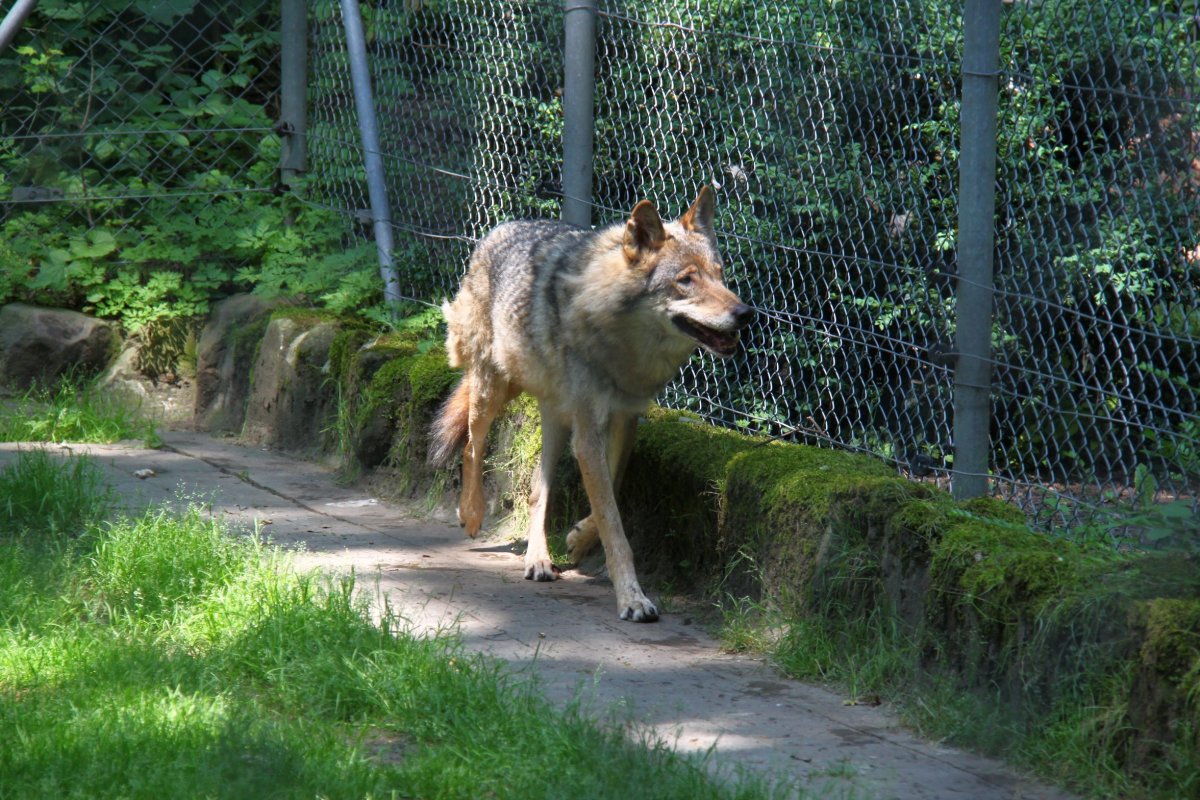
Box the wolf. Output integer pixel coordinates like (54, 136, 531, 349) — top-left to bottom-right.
(428, 187, 754, 621)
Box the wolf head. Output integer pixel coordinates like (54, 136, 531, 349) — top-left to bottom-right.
(622, 186, 755, 359)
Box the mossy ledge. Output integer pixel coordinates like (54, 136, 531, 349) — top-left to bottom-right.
(211, 305, 1198, 797)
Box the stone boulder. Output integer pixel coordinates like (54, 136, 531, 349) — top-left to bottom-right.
(0, 303, 117, 389)
(194, 294, 281, 434)
(347, 343, 406, 469)
(97, 341, 195, 430)
(241, 314, 339, 454)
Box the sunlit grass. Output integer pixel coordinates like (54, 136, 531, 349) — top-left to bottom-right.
(0, 447, 115, 535)
(0, 450, 788, 800)
(0, 375, 158, 446)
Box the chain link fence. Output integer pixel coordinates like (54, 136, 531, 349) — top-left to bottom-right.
(2, 0, 1196, 535)
(306, 0, 564, 304)
(993, 4, 1199, 528)
(587, 1, 966, 488)
(0, 0, 281, 365)
(304, 0, 1198, 535)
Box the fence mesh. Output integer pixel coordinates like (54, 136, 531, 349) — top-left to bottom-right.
(0, 0, 281, 340)
(306, 0, 563, 303)
(589, 2, 966, 488)
(993, 4, 1199, 527)
(305, 0, 1199, 534)
(2, 0, 1196, 534)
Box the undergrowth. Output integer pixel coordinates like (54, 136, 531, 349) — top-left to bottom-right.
(715, 550, 1198, 800)
(0, 449, 789, 800)
(0, 448, 115, 535)
(0, 375, 158, 446)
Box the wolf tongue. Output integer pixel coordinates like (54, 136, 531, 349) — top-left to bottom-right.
(676, 316, 739, 355)
(706, 330, 737, 355)
(701, 328, 733, 350)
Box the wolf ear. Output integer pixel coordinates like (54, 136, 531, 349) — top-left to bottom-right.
(680, 185, 715, 233)
(623, 200, 667, 262)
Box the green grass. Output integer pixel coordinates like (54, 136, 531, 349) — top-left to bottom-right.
(0, 450, 789, 800)
(0, 375, 159, 445)
(0, 447, 116, 535)
(717, 584, 1197, 800)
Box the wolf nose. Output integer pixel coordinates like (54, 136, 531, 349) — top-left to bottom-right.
(732, 303, 756, 328)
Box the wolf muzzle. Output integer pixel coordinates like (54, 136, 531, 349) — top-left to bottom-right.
(671, 303, 756, 358)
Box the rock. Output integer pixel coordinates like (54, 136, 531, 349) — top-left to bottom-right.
(194, 294, 281, 434)
(241, 314, 339, 454)
(96, 339, 196, 431)
(97, 341, 152, 406)
(0, 303, 118, 389)
(354, 403, 395, 468)
(350, 345, 408, 469)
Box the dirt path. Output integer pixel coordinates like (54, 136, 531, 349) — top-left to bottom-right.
(1, 432, 1075, 799)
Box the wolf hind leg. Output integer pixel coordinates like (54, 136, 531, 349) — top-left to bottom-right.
(524, 403, 568, 581)
(565, 517, 598, 563)
(459, 374, 515, 538)
(566, 413, 637, 563)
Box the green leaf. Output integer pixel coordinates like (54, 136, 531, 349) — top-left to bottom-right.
(30, 251, 71, 291)
(69, 230, 118, 259)
(200, 70, 226, 91)
(133, 0, 197, 23)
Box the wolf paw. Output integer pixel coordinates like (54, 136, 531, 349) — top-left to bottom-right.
(618, 596, 659, 623)
(524, 558, 561, 582)
(565, 518, 599, 562)
(457, 505, 482, 539)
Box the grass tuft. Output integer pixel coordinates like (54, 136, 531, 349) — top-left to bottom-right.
(0, 375, 158, 446)
(0, 451, 792, 799)
(0, 447, 115, 536)
(86, 506, 261, 620)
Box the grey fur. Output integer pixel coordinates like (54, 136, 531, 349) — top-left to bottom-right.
(431, 189, 753, 621)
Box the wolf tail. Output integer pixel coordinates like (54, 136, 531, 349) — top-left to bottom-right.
(428, 376, 470, 466)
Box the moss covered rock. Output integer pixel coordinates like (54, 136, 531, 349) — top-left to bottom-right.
(618, 409, 761, 584)
(1128, 598, 1200, 762)
(241, 312, 342, 455)
(329, 327, 460, 500)
(194, 293, 282, 434)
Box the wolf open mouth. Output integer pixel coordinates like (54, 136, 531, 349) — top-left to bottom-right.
(671, 316, 740, 358)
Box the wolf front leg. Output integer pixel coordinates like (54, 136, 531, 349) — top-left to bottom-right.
(566, 413, 637, 563)
(573, 415, 658, 622)
(524, 403, 568, 581)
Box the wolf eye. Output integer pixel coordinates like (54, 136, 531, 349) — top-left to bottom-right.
(677, 272, 694, 287)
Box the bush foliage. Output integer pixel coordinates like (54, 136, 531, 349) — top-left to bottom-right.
(0, 0, 391, 337)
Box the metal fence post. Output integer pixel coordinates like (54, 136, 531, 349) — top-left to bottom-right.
(561, 0, 597, 228)
(0, 0, 39, 54)
(279, 0, 307, 187)
(339, 0, 401, 307)
(952, 0, 1001, 500)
